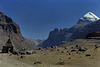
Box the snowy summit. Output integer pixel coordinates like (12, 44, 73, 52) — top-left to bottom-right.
(78, 12, 100, 24)
(83, 12, 99, 21)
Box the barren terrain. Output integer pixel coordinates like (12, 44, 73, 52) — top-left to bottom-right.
(1, 39, 100, 67)
(0, 53, 35, 67)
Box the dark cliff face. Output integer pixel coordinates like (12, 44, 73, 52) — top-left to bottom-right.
(0, 11, 21, 34)
(39, 22, 89, 48)
(39, 28, 71, 48)
(39, 12, 100, 48)
(0, 11, 35, 50)
(40, 19, 100, 48)
(85, 32, 100, 39)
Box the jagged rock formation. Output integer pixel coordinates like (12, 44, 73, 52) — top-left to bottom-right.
(86, 32, 100, 39)
(0, 11, 36, 50)
(40, 12, 100, 48)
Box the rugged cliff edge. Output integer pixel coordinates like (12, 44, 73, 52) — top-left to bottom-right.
(0, 11, 36, 50)
(40, 12, 100, 48)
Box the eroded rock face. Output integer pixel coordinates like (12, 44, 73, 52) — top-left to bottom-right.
(40, 12, 100, 48)
(86, 32, 100, 39)
(0, 11, 35, 50)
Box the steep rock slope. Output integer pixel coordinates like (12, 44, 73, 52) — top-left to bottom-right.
(0, 11, 35, 50)
(40, 12, 100, 48)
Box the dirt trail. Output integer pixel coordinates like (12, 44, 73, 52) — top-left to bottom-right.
(0, 54, 35, 67)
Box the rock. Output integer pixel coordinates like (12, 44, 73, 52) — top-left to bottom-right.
(68, 57, 71, 59)
(71, 47, 74, 49)
(9, 54, 12, 56)
(36, 47, 42, 50)
(56, 49, 60, 51)
(71, 49, 76, 52)
(34, 62, 42, 65)
(41, 50, 43, 51)
(20, 56, 26, 58)
(55, 46, 58, 48)
(12, 51, 19, 55)
(39, 12, 100, 48)
(44, 54, 47, 55)
(50, 49, 53, 52)
(76, 51, 79, 54)
(56, 61, 65, 65)
(61, 50, 66, 53)
(32, 51, 36, 54)
(0, 11, 36, 50)
(76, 45, 79, 48)
(86, 32, 100, 39)
(50, 46, 54, 48)
(86, 54, 91, 56)
(94, 45, 100, 49)
(64, 47, 67, 49)
(78, 47, 87, 51)
(68, 53, 71, 55)
(19, 48, 27, 52)
(94, 45, 100, 50)
(59, 58, 63, 60)
(19, 51, 26, 55)
(26, 51, 32, 55)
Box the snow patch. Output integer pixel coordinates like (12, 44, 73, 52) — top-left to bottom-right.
(78, 12, 100, 24)
(83, 12, 99, 21)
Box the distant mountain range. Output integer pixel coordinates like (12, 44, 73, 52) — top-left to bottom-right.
(26, 38, 45, 46)
(39, 12, 100, 48)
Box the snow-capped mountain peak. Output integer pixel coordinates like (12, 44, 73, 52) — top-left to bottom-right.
(77, 12, 100, 24)
(83, 12, 99, 20)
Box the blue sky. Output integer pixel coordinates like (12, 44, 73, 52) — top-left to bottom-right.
(0, 0, 100, 39)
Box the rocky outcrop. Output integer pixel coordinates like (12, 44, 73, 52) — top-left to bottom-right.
(39, 12, 100, 48)
(86, 32, 100, 39)
(0, 11, 36, 50)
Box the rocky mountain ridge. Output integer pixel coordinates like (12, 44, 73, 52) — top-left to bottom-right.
(40, 12, 100, 48)
(0, 11, 36, 50)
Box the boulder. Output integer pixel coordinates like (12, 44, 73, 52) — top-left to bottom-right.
(85, 54, 91, 56)
(34, 62, 42, 65)
(20, 56, 26, 58)
(78, 47, 87, 51)
(56, 61, 65, 65)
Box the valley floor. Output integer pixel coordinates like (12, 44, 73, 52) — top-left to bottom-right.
(1, 39, 100, 67)
(0, 53, 35, 67)
(14, 39, 100, 67)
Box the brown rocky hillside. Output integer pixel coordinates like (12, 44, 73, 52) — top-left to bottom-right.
(0, 11, 36, 50)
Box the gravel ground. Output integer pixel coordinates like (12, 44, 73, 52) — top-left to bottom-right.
(0, 54, 35, 67)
